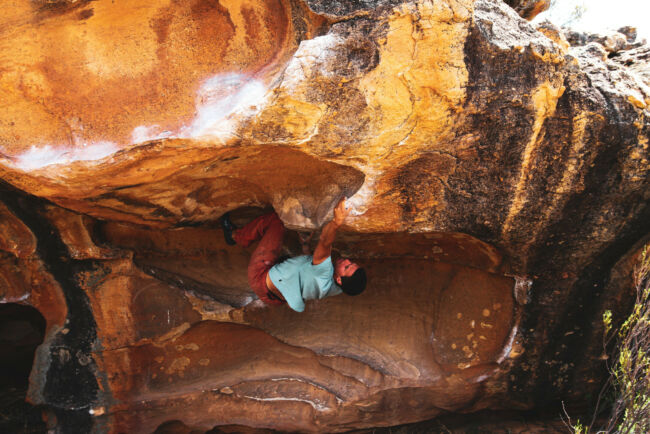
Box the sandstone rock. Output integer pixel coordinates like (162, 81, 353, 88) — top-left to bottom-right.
(617, 26, 638, 43)
(535, 20, 569, 53)
(0, 202, 36, 258)
(0, 0, 648, 432)
(504, 0, 550, 20)
(0, 0, 321, 158)
(44, 205, 116, 259)
(610, 44, 650, 89)
(564, 28, 647, 53)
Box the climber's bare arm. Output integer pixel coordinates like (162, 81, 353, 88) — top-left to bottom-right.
(312, 198, 349, 265)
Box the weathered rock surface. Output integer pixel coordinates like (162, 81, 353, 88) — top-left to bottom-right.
(504, 0, 550, 20)
(564, 26, 647, 54)
(0, 0, 648, 432)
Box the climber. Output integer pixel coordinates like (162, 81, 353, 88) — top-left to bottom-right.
(220, 198, 367, 312)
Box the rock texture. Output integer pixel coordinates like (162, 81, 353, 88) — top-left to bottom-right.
(0, 0, 648, 432)
(504, 0, 550, 20)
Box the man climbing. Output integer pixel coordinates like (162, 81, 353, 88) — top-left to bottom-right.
(221, 198, 367, 312)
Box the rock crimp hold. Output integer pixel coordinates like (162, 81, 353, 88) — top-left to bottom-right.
(0, 0, 648, 432)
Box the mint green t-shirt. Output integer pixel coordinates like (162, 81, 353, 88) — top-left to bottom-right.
(268, 255, 342, 312)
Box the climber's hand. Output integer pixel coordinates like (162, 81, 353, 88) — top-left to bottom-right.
(313, 198, 349, 265)
(333, 197, 350, 226)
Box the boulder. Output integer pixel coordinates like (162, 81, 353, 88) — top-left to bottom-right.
(0, 0, 648, 432)
(503, 0, 551, 20)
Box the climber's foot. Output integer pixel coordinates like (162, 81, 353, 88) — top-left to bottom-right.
(221, 213, 237, 246)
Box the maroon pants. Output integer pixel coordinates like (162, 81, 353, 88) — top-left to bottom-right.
(233, 213, 286, 305)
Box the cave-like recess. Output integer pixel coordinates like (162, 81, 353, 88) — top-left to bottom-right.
(0, 303, 47, 433)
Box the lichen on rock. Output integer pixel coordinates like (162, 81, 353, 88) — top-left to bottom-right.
(0, 0, 648, 432)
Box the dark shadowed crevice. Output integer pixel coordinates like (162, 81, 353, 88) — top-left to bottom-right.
(521, 204, 650, 411)
(0, 181, 100, 432)
(0, 304, 46, 389)
(0, 304, 47, 434)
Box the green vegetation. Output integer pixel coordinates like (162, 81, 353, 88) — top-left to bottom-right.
(571, 245, 650, 433)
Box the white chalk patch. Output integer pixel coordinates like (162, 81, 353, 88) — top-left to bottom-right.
(89, 406, 105, 416)
(248, 299, 267, 308)
(10, 142, 118, 171)
(178, 73, 268, 139)
(281, 34, 343, 90)
(497, 324, 519, 363)
(133, 73, 270, 143)
(1, 293, 30, 303)
(346, 169, 381, 217)
(2, 72, 269, 171)
(242, 395, 331, 412)
(131, 125, 172, 143)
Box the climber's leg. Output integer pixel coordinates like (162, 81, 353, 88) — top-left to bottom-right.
(233, 213, 286, 305)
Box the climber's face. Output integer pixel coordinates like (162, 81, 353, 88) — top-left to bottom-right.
(334, 258, 359, 282)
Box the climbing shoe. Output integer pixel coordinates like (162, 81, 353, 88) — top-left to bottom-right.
(221, 212, 237, 245)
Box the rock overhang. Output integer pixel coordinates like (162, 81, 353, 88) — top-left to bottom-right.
(2, 141, 367, 229)
(0, 0, 325, 156)
(92, 219, 520, 432)
(0, 0, 648, 431)
(1, 0, 480, 234)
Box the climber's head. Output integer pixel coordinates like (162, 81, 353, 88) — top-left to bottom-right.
(334, 258, 367, 296)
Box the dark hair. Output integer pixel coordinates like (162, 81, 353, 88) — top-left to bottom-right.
(340, 268, 367, 296)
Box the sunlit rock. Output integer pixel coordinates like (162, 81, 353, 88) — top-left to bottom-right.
(503, 0, 550, 20)
(0, 0, 648, 432)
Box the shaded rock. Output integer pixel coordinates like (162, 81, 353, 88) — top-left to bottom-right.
(610, 44, 650, 88)
(303, 0, 403, 16)
(0, 0, 648, 432)
(503, 0, 550, 20)
(617, 26, 637, 43)
(535, 20, 569, 53)
(0, 202, 36, 258)
(564, 28, 647, 53)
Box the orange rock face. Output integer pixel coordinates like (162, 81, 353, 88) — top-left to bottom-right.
(0, 202, 66, 331)
(504, 0, 550, 20)
(91, 224, 517, 433)
(0, 202, 36, 258)
(0, 0, 319, 158)
(0, 0, 648, 432)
